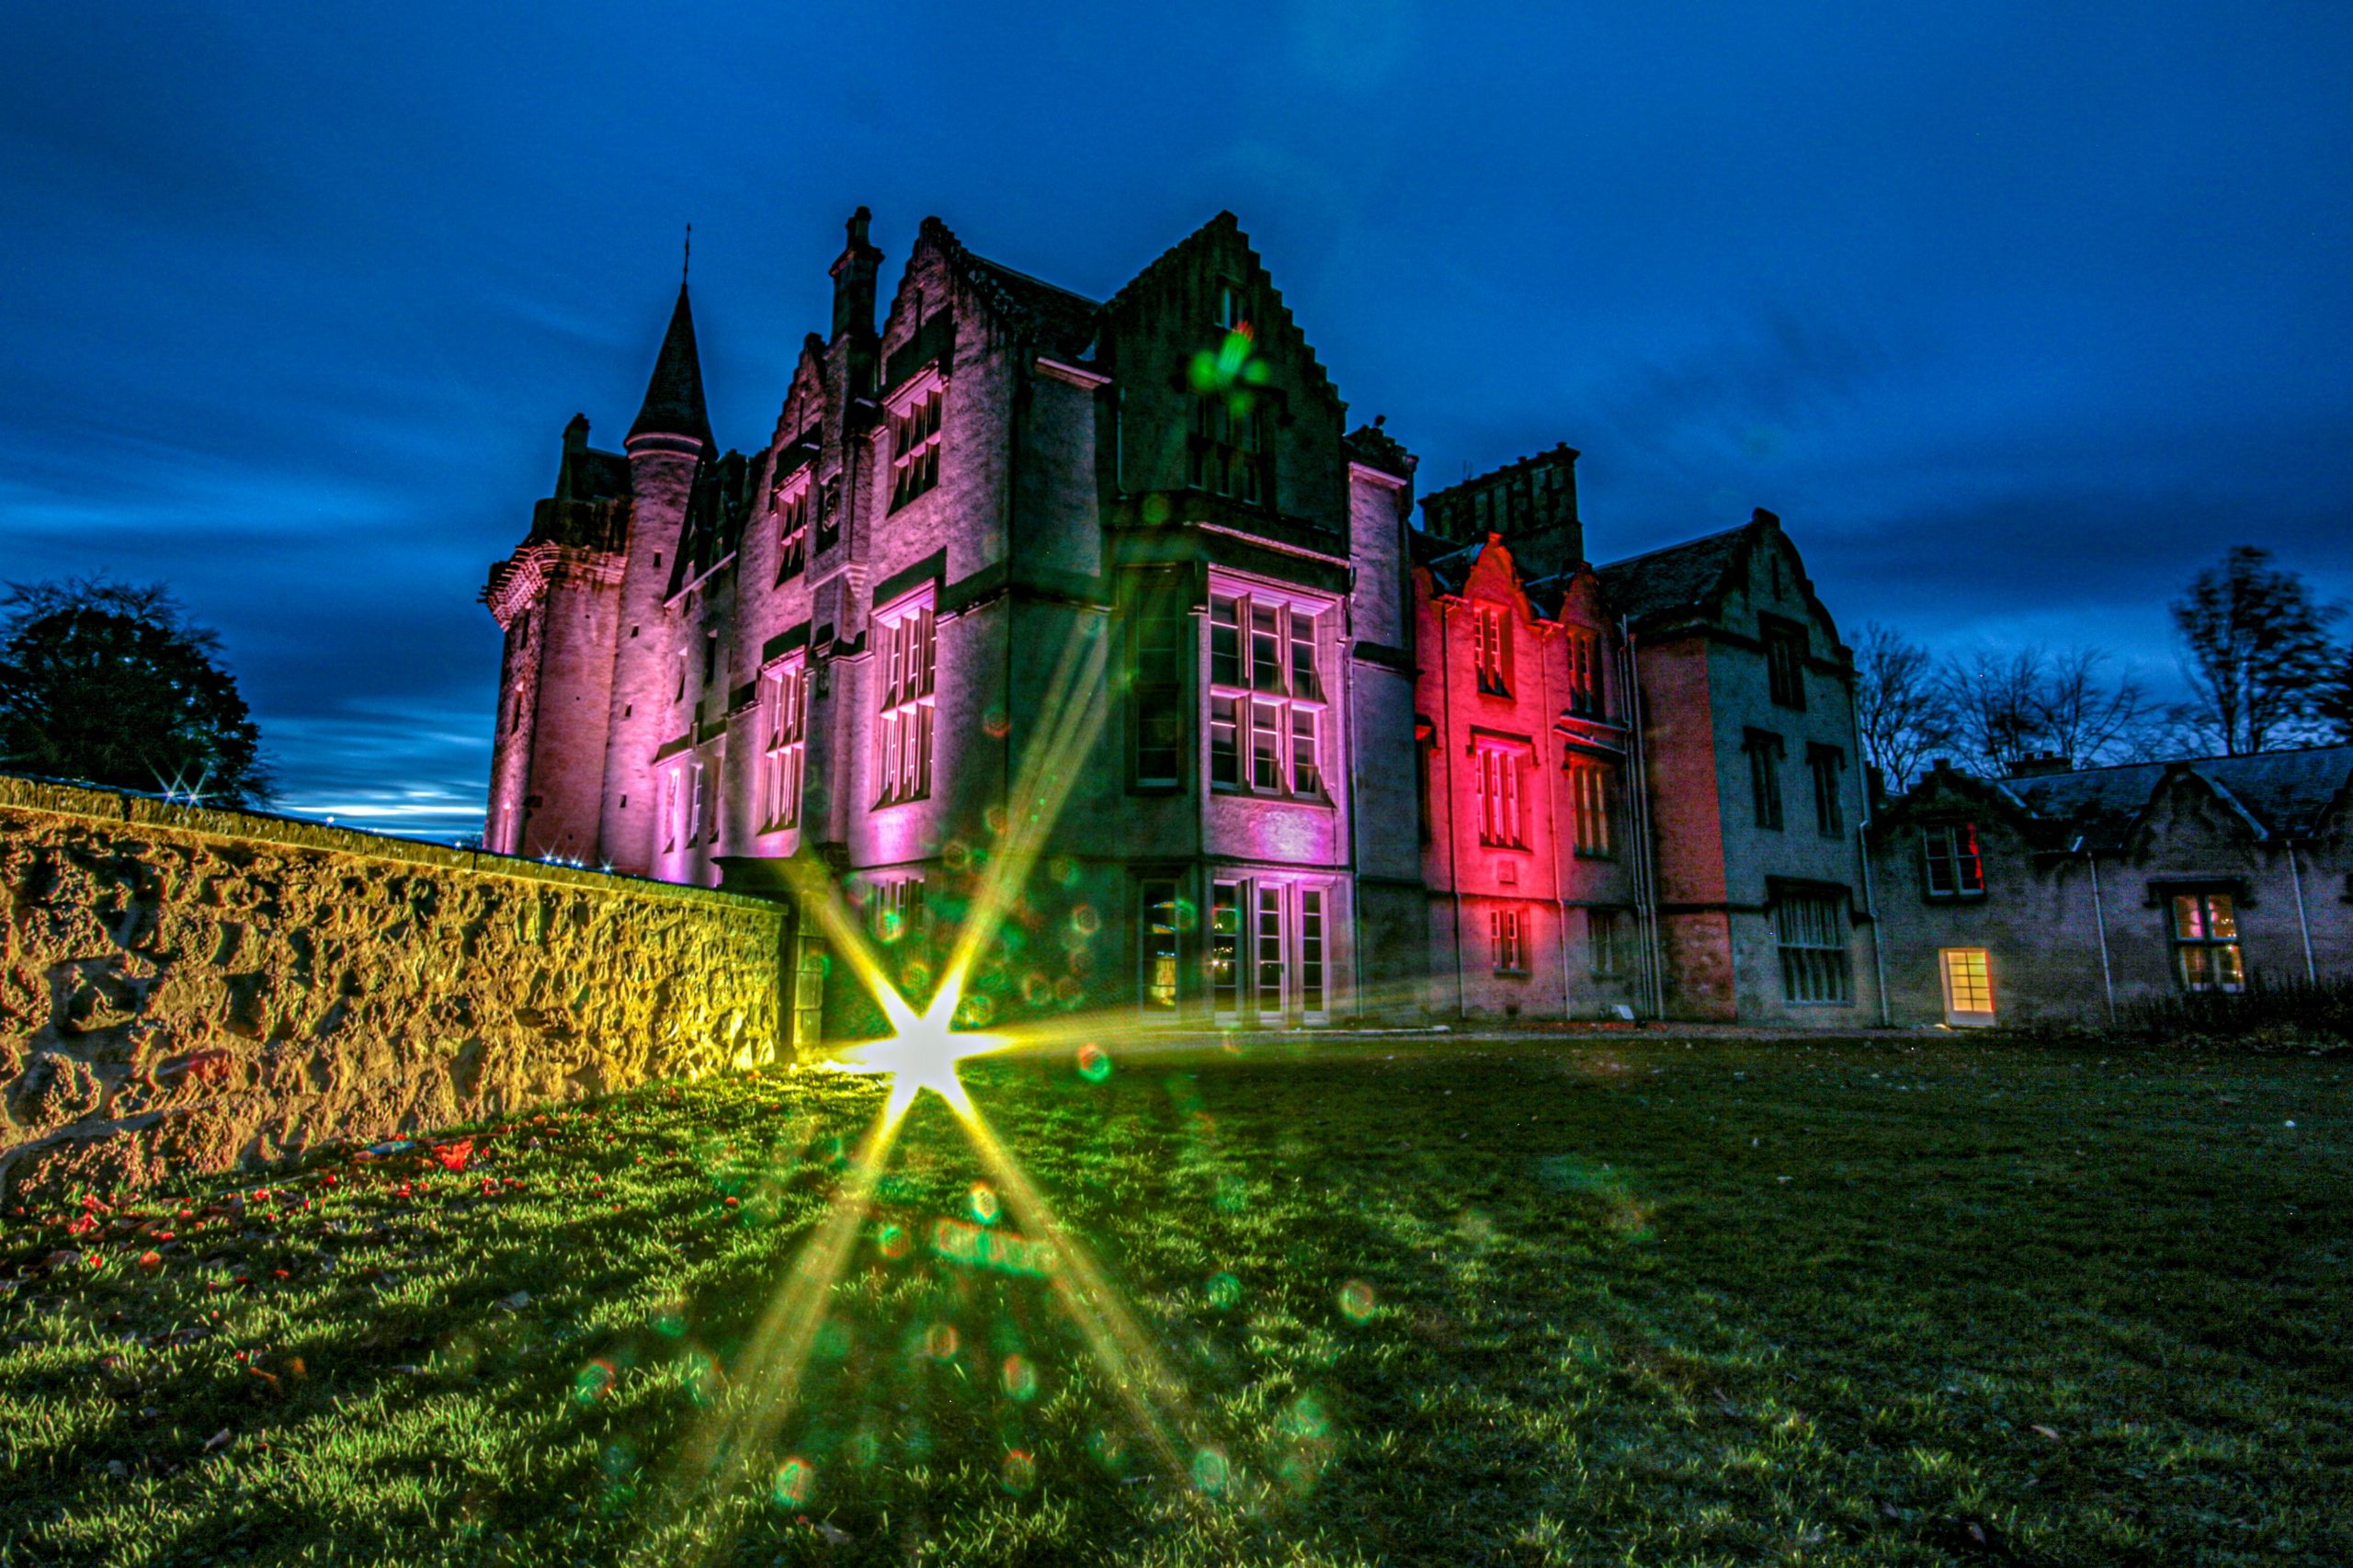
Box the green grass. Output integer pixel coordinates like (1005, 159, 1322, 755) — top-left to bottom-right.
(3, 1034, 2347, 1566)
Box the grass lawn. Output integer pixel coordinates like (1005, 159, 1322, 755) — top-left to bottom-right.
(2, 1033, 2347, 1566)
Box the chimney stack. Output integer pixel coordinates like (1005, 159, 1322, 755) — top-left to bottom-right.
(831, 206, 883, 344)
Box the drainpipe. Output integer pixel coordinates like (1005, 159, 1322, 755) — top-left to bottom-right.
(1438, 599, 1467, 1019)
(2086, 844, 2118, 1026)
(2287, 838, 2317, 983)
(1342, 571, 1364, 1022)
(1620, 619, 1665, 1020)
(1537, 621, 1572, 1019)
(1847, 675, 1890, 1027)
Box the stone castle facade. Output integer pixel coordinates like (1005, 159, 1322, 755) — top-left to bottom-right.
(483, 209, 1888, 1030)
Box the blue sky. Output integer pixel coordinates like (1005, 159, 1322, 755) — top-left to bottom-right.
(5, 2, 2348, 836)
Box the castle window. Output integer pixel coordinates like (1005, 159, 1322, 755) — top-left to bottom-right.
(2171, 892, 2245, 994)
(1215, 278, 1245, 331)
(1491, 906, 1528, 974)
(871, 878, 930, 975)
(775, 481, 810, 581)
(1809, 744, 1846, 837)
(1472, 604, 1510, 695)
(1473, 743, 1527, 847)
(702, 631, 719, 687)
(1764, 616, 1809, 710)
(759, 662, 807, 830)
(1776, 892, 1851, 1005)
(1589, 908, 1625, 976)
(1140, 879, 1182, 1010)
(1922, 824, 1984, 898)
(1745, 729, 1786, 831)
(874, 594, 936, 806)
(1565, 629, 1603, 716)
(889, 385, 944, 510)
(1206, 587, 1326, 799)
(1131, 582, 1187, 788)
(660, 764, 687, 854)
(1569, 756, 1615, 858)
(1188, 395, 1267, 504)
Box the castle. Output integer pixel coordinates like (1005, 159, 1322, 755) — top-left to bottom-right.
(482, 209, 1889, 1031)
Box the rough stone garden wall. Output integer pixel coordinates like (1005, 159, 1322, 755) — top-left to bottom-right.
(0, 777, 791, 1200)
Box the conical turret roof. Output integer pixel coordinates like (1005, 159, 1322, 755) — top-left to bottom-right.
(627, 283, 714, 450)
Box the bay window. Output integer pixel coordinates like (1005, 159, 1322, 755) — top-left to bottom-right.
(1207, 586, 1327, 799)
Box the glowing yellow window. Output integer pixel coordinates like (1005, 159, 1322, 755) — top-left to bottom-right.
(1940, 948, 1994, 1025)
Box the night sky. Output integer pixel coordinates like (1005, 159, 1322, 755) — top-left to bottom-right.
(5, 3, 2348, 838)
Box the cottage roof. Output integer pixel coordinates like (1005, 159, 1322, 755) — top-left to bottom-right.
(2005, 745, 2353, 847)
(627, 283, 715, 450)
(1595, 523, 1747, 628)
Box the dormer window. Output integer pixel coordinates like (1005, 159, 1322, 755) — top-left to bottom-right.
(890, 385, 943, 510)
(1565, 629, 1603, 715)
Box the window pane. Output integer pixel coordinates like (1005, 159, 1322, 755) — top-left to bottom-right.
(1289, 612, 1319, 699)
(1290, 708, 1319, 795)
(1251, 605, 1281, 691)
(1210, 696, 1239, 786)
(1300, 889, 1324, 1014)
(1142, 880, 1179, 1009)
(2172, 894, 2203, 940)
(1210, 883, 1240, 1014)
(1211, 597, 1240, 687)
(1252, 702, 1282, 790)
(2207, 895, 2238, 940)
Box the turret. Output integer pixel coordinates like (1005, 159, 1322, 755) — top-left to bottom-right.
(626, 284, 714, 458)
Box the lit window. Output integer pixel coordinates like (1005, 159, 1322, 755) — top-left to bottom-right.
(1745, 729, 1785, 831)
(2171, 892, 2245, 993)
(1776, 892, 1851, 1005)
(775, 480, 810, 580)
(1472, 604, 1510, 695)
(1809, 744, 1845, 838)
(889, 385, 943, 509)
(1210, 881, 1241, 1017)
(1569, 757, 1615, 857)
(1491, 906, 1527, 974)
(872, 877, 927, 951)
(1205, 587, 1327, 799)
(759, 663, 807, 829)
(1922, 824, 1984, 898)
(1764, 616, 1808, 710)
(874, 597, 937, 805)
(1565, 629, 1603, 716)
(1141, 879, 1182, 1010)
(1941, 948, 1995, 1021)
(1473, 744, 1526, 847)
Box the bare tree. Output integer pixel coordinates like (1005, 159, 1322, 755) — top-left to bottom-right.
(2169, 546, 2338, 755)
(1938, 643, 2151, 773)
(2034, 646, 2156, 765)
(1852, 621, 1957, 793)
(2321, 644, 2353, 744)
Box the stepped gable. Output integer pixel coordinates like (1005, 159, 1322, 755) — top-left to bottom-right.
(1105, 210, 1344, 408)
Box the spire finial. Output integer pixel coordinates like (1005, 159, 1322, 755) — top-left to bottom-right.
(682, 223, 691, 284)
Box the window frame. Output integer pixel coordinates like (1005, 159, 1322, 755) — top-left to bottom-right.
(1490, 904, 1529, 975)
(1921, 823, 1985, 900)
(886, 378, 945, 512)
(1745, 728, 1786, 832)
(773, 472, 811, 582)
(1763, 614, 1809, 710)
(758, 659, 808, 831)
(1128, 581, 1189, 790)
(1471, 602, 1512, 696)
(2169, 890, 2245, 994)
(1567, 754, 1617, 858)
(1808, 743, 1846, 838)
(1472, 740, 1530, 848)
(1775, 890, 1853, 1006)
(872, 587, 938, 808)
(1205, 582, 1331, 801)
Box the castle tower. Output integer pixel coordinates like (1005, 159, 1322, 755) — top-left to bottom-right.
(597, 283, 716, 876)
(481, 412, 630, 859)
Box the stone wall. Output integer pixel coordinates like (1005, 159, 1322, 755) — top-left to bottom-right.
(0, 777, 791, 1200)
